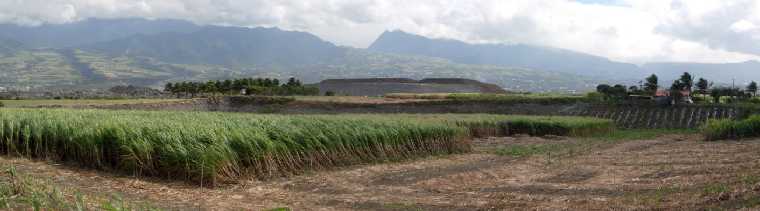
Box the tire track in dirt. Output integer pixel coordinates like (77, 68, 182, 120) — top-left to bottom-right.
(369, 156, 515, 186)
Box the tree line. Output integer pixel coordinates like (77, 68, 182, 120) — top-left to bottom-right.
(596, 72, 758, 104)
(164, 77, 319, 98)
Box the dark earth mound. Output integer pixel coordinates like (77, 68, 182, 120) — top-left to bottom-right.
(318, 78, 507, 96)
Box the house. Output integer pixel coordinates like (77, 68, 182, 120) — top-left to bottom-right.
(655, 89, 693, 105)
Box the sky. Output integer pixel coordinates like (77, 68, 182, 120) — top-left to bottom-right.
(1, 0, 760, 64)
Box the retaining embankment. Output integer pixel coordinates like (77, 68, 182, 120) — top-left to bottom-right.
(562, 105, 740, 129)
(80, 97, 744, 129)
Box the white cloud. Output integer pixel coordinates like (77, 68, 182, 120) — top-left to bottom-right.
(60, 4, 78, 22)
(731, 20, 756, 32)
(651, 0, 760, 60)
(0, 0, 759, 64)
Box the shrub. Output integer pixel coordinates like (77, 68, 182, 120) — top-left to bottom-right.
(439, 114, 615, 137)
(702, 115, 760, 141)
(749, 98, 760, 104)
(585, 92, 605, 102)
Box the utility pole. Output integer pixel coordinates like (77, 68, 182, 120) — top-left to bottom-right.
(732, 77, 737, 105)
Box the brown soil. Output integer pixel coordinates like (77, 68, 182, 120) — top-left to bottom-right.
(317, 78, 507, 96)
(293, 96, 443, 104)
(2, 135, 759, 210)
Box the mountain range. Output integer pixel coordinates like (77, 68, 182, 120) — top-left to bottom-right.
(85, 26, 347, 66)
(369, 30, 643, 80)
(0, 18, 201, 48)
(0, 18, 757, 92)
(369, 30, 760, 87)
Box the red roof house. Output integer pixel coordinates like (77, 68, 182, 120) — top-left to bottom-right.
(655, 89, 690, 97)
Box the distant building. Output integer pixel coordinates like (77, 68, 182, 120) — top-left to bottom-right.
(655, 89, 693, 104)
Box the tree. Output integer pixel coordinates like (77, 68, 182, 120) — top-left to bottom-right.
(285, 77, 302, 87)
(164, 82, 181, 98)
(628, 86, 640, 95)
(596, 84, 612, 98)
(232, 79, 245, 93)
(174, 82, 185, 97)
(644, 74, 659, 95)
(670, 80, 686, 104)
(222, 80, 233, 94)
(679, 72, 694, 92)
(710, 87, 724, 104)
(696, 78, 709, 94)
(188, 82, 201, 98)
(203, 81, 218, 95)
(263, 78, 273, 87)
(747, 81, 758, 97)
(596, 84, 627, 101)
(167, 77, 319, 97)
(710, 87, 743, 104)
(164, 82, 174, 93)
(611, 84, 628, 99)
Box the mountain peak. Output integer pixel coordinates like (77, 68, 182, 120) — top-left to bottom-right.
(369, 30, 432, 51)
(379, 29, 416, 37)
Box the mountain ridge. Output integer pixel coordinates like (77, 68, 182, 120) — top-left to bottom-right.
(0, 18, 201, 49)
(82, 25, 347, 67)
(4, 18, 757, 92)
(368, 30, 644, 80)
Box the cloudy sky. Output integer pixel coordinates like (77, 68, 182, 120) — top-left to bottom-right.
(2, 0, 760, 64)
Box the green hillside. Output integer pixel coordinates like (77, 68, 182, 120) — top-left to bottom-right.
(0, 49, 245, 89)
(0, 50, 81, 88)
(0, 49, 599, 92)
(0, 38, 23, 55)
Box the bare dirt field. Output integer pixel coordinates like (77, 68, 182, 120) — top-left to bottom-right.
(293, 96, 443, 104)
(2, 134, 759, 210)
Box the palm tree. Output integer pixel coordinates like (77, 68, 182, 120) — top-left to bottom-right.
(644, 74, 658, 96)
(679, 72, 693, 92)
(747, 81, 758, 97)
